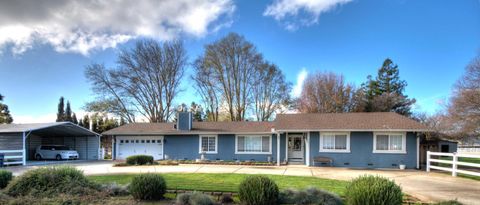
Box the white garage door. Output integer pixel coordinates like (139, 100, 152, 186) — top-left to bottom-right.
(116, 136, 164, 160)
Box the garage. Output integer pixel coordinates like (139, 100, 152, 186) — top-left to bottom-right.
(115, 136, 164, 160)
(0, 122, 100, 165)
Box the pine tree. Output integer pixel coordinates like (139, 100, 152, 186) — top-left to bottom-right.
(358, 58, 416, 116)
(0, 94, 13, 124)
(56, 97, 65, 122)
(190, 102, 204, 121)
(72, 113, 78, 124)
(65, 101, 73, 122)
(82, 115, 90, 130)
(78, 118, 84, 127)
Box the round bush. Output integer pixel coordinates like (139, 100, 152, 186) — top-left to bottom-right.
(126, 155, 154, 165)
(239, 175, 279, 205)
(279, 187, 342, 205)
(6, 166, 99, 197)
(345, 175, 403, 205)
(0, 170, 13, 189)
(128, 173, 166, 200)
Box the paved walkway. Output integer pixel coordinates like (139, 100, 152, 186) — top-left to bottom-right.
(5, 161, 480, 205)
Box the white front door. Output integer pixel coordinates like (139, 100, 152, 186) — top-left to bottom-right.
(288, 134, 304, 162)
(117, 136, 164, 160)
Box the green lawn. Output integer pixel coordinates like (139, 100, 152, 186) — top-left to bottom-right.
(88, 173, 348, 196)
(437, 156, 480, 181)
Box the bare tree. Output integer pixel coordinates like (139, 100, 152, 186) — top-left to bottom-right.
(193, 33, 263, 121)
(85, 39, 187, 123)
(446, 56, 480, 137)
(298, 71, 356, 113)
(253, 62, 291, 121)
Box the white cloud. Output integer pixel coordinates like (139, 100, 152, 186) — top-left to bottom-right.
(292, 68, 308, 98)
(0, 0, 235, 55)
(264, 0, 352, 30)
(12, 113, 57, 123)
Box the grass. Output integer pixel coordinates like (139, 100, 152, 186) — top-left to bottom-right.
(88, 173, 348, 196)
(435, 156, 480, 181)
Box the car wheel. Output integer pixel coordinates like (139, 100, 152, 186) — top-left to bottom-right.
(56, 154, 62, 160)
(35, 154, 42, 160)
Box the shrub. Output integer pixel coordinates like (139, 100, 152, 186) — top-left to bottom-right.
(345, 175, 403, 205)
(0, 169, 13, 189)
(239, 175, 279, 205)
(126, 155, 154, 165)
(128, 173, 166, 200)
(279, 187, 342, 205)
(5, 166, 99, 197)
(175, 192, 214, 205)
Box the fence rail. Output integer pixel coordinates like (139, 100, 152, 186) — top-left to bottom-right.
(427, 151, 480, 177)
(0, 149, 24, 166)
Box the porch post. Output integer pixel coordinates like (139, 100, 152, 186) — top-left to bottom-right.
(416, 136, 420, 169)
(22, 132, 26, 165)
(285, 132, 288, 162)
(277, 133, 280, 166)
(305, 132, 310, 166)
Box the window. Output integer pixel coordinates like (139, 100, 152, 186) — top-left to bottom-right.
(373, 133, 406, 154)
(236, 135, 271, 154)
(120, 140, 124, 143)
(141, 140, 145, 143)
(135, 140, 139, 143)
(320, 133, 350, 153)
(125, 140, 129, 143)
(199, 135, 217, 154)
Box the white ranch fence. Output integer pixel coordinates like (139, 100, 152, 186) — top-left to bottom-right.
(458, 146, 480, 154)
(427, 151, 480, 177)
(0, 150, 24, 165)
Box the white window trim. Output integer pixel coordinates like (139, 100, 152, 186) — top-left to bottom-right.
(199, 135, 218, 154)
(373, 132, 407, 154)
(319, 132, 351, 153)
(235, 135, 272, 154)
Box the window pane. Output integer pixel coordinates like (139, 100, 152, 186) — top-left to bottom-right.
(376, 135, 389, 150)
(208, 137, 216, 152)
(262, 136, 270, 152)
(335, 135, 347, 150)
(238, 136, 245, 152)
(389, 135, 402, 150)
(322, 135, 334, 149)
(201, 137, 208, 152)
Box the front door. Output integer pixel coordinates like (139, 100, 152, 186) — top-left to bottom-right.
(288, 134, 304, 163)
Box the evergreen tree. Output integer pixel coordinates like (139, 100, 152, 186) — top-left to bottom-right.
(72, 113, 78, 124)
(120, 118, 126, 126)
(0, 94, 13, 124)
(357, 58, 416, 116)
(82, 115, 90, 130)
(56, 97, 65, 122)
(190, 102, 204, 121)
(78, 118, 84, 127)
(65, 101, 73, 122)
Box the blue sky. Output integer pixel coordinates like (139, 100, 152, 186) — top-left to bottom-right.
(0, 0, 479, 123)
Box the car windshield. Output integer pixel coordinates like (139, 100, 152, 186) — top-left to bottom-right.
(55, 146, 70, 150)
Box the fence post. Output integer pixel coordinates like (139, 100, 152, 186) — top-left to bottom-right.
(426, 151, 431, 172)
(452, 152, 458, 177)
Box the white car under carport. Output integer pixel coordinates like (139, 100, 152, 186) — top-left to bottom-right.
(0, 122, 100, 166)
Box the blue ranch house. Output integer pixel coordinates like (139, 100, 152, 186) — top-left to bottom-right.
(103, 112, 428, 169)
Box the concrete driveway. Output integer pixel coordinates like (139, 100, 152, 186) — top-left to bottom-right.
(5, 161, 480, 205)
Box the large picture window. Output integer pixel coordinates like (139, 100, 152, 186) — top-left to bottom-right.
(236, 135, 271, 154)
(199, 135, 217, 154)
(373, 133, 406, 154)
(319, 133, 350, 152)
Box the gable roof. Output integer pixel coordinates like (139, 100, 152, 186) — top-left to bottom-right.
(275, 112, 428, 131)
(102, 112, 428, 135)
(102, 121, 274, 135)
(0, 122, 99, 136)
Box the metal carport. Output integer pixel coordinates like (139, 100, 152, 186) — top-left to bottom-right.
(0, 122, 100, 165)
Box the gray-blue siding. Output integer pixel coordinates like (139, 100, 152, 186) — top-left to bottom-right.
(309, 132, 418, 169)
(164, 134, 283, 162)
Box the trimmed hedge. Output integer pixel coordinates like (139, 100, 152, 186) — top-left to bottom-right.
(126, 155, 154, 165)
(128, 173, 166, 200)
(5, 166, 99, 197)
(279, 187, 343, 205)
(239, 175, 279, 205)
(176, 192, 214, 205)
(0, 170, 13, 189)
(345, 175, 403, 205)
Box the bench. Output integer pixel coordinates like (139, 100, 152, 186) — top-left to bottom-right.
(313, 156, 333, 167)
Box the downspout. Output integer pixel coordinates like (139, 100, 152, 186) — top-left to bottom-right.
(276, 132, 280, 166)
(306, 132, 310, 166)
(22, 132, 26, 165)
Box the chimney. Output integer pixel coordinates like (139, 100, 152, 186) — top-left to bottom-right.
(176, 112, 192, 131)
